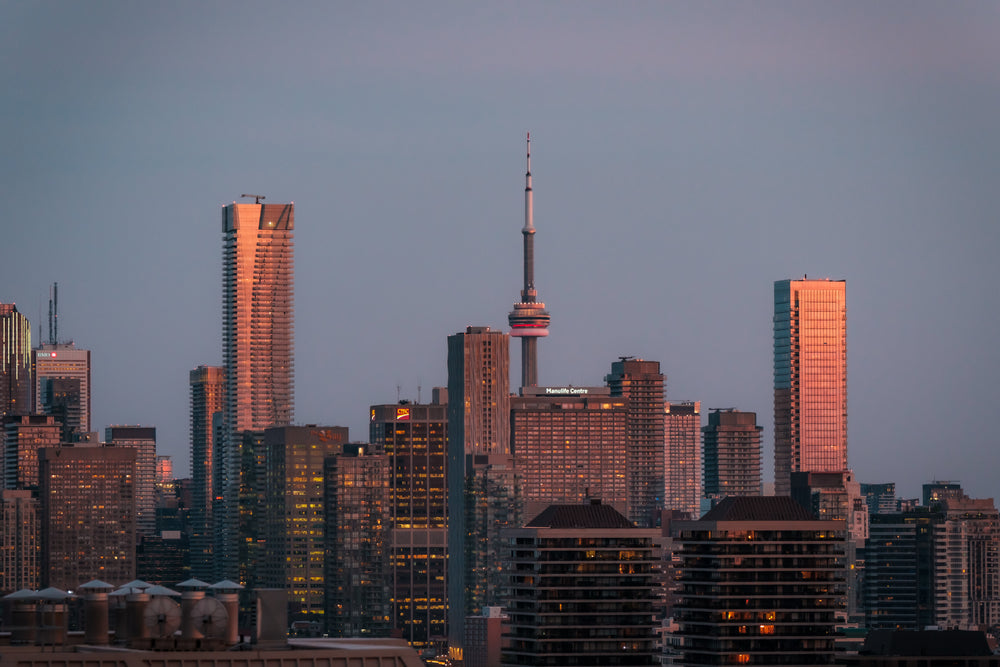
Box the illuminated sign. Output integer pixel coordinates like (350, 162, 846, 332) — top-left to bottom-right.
(36, 352, 57, 358)
(544, 387, 589, 395)
(396, 407, 410, 421)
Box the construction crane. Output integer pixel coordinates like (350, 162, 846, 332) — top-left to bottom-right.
(240, 194, 266, 204)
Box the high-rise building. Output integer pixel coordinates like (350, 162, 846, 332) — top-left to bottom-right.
(702, 409, 762, 499)
(32, 342, 91, 440)
(773, 278, 847, 496)
(324, 442, 391, 638)
(189, 364, 225, 580)
(674, 496, 846, 665)
(606, 358, 666, 527)
(664, 401, 701, 519)
(507, 134, 550, 390)
(261, 425, 348, 625)
(511, 386, 628, 520)
(861, 482, 897, 515)
(3, 414, 61, 490)
(1, 489, 39, 594)
(370, 402, 448, 649)
(217, 200, 295, 581)
(447, 326, 518, 657)
(39, 444, 137, 590)
(106, 426, 157, 535)
(503, 502, 661, 667)
(0, 304, 31, 419)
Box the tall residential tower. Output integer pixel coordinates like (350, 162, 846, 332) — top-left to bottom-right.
(216, 199, 295, 581)
(508, 134, 550, 390)
(773, 278, 847, 496)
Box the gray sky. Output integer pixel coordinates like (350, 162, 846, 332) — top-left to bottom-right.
(2, 2, 998, 501)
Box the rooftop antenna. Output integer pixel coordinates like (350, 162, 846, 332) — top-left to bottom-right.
(240, 194, 266, 204)
(417, 384, 422, 404)
(49, 282, 58, 345)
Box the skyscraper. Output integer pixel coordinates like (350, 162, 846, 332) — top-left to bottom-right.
(32, 342, 91, 440)
(370, 401, 448, 649)
(664, 400, 701, 519)
(189, 364, 225, 580)
(260, 425, 348, 624)
(217, 199, 295, 581)
(606, 358, 666, 527)
(702, 409, 762, 499)
(773, 278, 847, 496)
(39, 444, 137, 590)
(447, 326, 518, 657)
(106, 426, 157, 535)
(511, 386, 628, 520)
(508, 134, 550, 390)
(3, 414, 61, 490)
(0, 304, 31, 419)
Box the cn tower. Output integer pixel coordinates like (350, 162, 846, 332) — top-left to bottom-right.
(508, 133, 551, 389)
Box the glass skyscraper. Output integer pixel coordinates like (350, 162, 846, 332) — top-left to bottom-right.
(773, 279, 847, 496)
(216, 201, 294, 582)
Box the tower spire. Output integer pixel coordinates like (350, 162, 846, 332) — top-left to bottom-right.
(509, 132, 550, 389)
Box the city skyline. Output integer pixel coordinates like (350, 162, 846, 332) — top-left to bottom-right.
(2, 3, 999, 502)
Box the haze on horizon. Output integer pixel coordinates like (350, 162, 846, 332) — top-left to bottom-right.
(2, 2, 998, 503)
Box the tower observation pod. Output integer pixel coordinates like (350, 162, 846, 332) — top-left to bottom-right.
(509, 133, 551, 389)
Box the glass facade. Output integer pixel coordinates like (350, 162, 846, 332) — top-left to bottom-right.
(773, 279, 847, 496)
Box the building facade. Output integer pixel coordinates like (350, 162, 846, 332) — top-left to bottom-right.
(0, 489, 39, 594)
(106, 426, 157, 535)
(446, 326, 517, 656)
(503, 503, 660, 667)
(664, 401, 701, 519)
(324, 442, 391, 638)
(606, 358, 666, 528)
(674, 496, 846, 665)
(261, 425, 348, 624)
(3, 414, 61, 490)
(511, 386, 628, 521)
(189, 364, 225, 580)
(702, 409, 762, 500)
(0, 304, 31, 420)
(31, 343, 91, 440)
(370, 402, 448, 649)
(217, 201, 295, 581)
(39, 444, 137, 589)
(773, 278, 847, 496)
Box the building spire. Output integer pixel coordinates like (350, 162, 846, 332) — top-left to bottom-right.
(524, 132, 534, 234)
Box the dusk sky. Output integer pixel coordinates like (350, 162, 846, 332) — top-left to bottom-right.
(3, 3, 998, 501)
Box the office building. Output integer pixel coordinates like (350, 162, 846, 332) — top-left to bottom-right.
(465, 607, 506, 667)
(260, 425, 348, 624)
(32, 342, 91, 440)
(773, 278, 848, 495)
(189, 364, 225, 580)
(674, 496, 846, 665)
(606, 358, 666, 527)
(217, 200, 295, 581)
(507, 134, 550, 390)
(864, 516, 922, 630)
(702, 409, 762, 499)
(39, 444, 137, 590)
(447, 326, 518, 657)
(3, 414, 61, 490)
(511, 386, 628, 520)
(664, 401, 701, 519)
(923, 481, 965, 507)
(106, 426, 157, 535)
(1, 489, 39, 594)
(861, 482, 897, 515)
(503, 502, 660, 667)
(370, 402, 448, 649)
(0, 304, 31, 419)
(324, 442, 391, 638)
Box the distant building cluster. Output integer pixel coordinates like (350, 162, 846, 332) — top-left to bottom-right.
(2, 144, 999, 665)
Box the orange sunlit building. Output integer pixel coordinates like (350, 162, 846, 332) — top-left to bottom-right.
(773, 278, 847, 496)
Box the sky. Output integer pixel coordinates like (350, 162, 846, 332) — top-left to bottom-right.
(2, 2, 999, 501)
